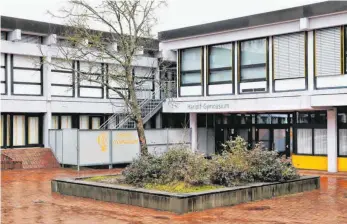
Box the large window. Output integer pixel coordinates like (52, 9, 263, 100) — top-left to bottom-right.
(1, 53, 6, 95)
(180, 47, 202, 85)
(240, 38, 267, 81)
(78, 62, 104, 98)
(11, 55, 43, 96)
(0, 113, 43, 148)
(208, 43, 233, 84)
(51, 59, 75, 97)
(338, 108, 347, 156)
(294, 111, 327, 155)
(273, 32, 306, 80)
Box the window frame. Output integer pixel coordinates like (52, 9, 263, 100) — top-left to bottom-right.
(77, 61, 105, 99)
(179, 47, 203, 87)
(238, 37, 269, 83)
(293, 111, 327, 156)
(11, 55, 43, 96)
(207, 42, 234, 85)
(337, 107, 347, 157)
(51, 61, 75, 98)
(1, 53, 7, 95)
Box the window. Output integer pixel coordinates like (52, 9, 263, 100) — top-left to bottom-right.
(338, 108, 347, 156)
(295, 111, 327, 155)
(240, 38, 267, 81)
(11, 55, 43, 96)
(315, 27, 341, 76)
(273, 32, 306, 79)
(134, 67, 154, 99)
(1, 32, 7, 40)
(1, 53, 7, 95)
(180, 47, 202, 85)
(51, 59, 74, 97)
(208, 43, 233, 84)
(78, 62, 104, 98)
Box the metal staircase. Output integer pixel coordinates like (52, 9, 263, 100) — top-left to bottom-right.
(99, 81, 176, 129)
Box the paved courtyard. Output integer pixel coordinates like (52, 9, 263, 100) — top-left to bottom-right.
(1, 168, 347, 224)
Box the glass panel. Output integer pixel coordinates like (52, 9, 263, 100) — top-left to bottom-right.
(314, 129, 327, 155)
(61, 116, 72, 129)
(28, 117, 39, 144)
(241, 39, 266, 65)
(271, 114, 288, 124)
(181, 72, 200, 84)
(274, 129, 286, 153)
(181, 48, 201, 71)
(339, 129, 347, 156)
(241, 66, 266, 80)
(79, 116, 89, 129)
(297, 112, 310, 124)
(297, 129, 312, 154)
(315, 112, 327, 124)
(257, 114, 271, 124)
(338, 112, 347, 124)
(13, 115, 26, 146)
(51, 116, 59, 129)
(209, 70, 232, 83)
(91, 117, 101, 129)
(258, 129, 270, 149)
(209, 44, 232, 69)
(237, 129, 249, 141)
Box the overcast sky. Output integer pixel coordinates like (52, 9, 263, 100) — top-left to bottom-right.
(1, 0, 325, 34)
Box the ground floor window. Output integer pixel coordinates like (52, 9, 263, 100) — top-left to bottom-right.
(51, 114, 106, 130)
(338, 108, 347, 156)
(1, 113, 43, 148)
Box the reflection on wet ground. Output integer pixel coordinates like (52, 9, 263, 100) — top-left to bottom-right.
(1, 169, 347, 224)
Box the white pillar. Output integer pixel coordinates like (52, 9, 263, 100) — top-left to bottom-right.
(43, 56, 52, 147)
(268, 36, 273, 93)
(234, 41, 239, 95)
(155, 113, 162, 129)
(327, 108, 337, 172)
(190, 113, 198, 152)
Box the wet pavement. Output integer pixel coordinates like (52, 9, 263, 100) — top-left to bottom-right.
(1, 168, 347, 224)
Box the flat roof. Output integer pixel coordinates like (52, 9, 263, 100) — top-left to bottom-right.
(158, 1, 347, 41)
(1, 16, 159, 50)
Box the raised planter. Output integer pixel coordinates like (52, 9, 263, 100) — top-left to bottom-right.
(52, 176, 320, 214)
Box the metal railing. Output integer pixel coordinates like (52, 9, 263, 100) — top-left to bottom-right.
(99, 81, 176, 129)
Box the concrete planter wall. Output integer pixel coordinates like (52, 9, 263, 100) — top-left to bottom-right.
(52, 176, 320, 214)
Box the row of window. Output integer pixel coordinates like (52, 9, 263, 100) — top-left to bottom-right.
(179, 26, 347, 87)
(0, 54, 155, 99)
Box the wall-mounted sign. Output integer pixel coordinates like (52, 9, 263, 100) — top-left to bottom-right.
(187, 102, 230, 111)
(113, 132, 138, 145)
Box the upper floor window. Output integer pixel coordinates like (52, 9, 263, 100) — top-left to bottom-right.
(1, 53, 7, 95)
(1, 32, 7, 40)
(240, 38, 267, 82)
(19, 34, 42, 44)
(273, 32, 306, 80)
(208, 43, 233, 84)
(180, 47, 202, 86)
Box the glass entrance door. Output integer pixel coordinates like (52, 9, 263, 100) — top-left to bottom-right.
(256, 128, 289, 156)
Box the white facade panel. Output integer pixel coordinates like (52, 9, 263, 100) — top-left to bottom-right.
(13, 84, 41, 95)
(13, 69, 41, 83)
(316, 75, 347, 89)
(1, 83, 6, 94)
(51, 59, 73, 71)
(134, 67, 153, 78)
(180, 86, 202, 96)
(275, 78, 306, 91)
(1, 53, 5, 66)
(79, 87, 103, 98)
(51, 86, 74, 97)
(108, 89, 127, 98)
(0, 69, 5, 81)
(208, 84, 233, 95)
(240, 81, 267, 93)
(13, 55, 41, 68)
(79, 62, 102, 74)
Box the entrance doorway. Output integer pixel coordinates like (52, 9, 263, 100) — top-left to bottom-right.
(256, 128, 290, 156)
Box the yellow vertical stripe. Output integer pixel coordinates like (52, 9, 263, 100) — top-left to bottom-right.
(14, 116, 17, 145)
(0, 115, 3, 147)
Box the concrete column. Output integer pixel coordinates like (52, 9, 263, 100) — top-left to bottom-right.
(203, 46, 207, 96)
(155, 113, 162, 129)
(43, 56, 52, 147)
(190, 113, 198, 152)
(234, 41, 239, 95)
(327, 108, 337, 172)
(307, 31, 314, 91)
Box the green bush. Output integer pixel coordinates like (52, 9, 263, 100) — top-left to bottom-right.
(122, 137, 299, 188)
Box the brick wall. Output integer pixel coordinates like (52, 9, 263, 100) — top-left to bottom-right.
(1, 148, 60, 169)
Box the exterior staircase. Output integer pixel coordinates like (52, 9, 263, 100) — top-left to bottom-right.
(99, 81, 176, 129)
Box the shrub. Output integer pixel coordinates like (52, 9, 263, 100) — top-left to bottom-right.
(122, 154, 164, 187)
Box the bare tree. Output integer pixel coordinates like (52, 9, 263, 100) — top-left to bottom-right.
(43, 0, 168, 156)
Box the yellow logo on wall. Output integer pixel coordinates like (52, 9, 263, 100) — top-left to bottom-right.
(97, 132, 108, 152)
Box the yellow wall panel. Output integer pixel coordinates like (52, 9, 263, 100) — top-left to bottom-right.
(338, 157, 347, 172)
(291, 154, 327, 171)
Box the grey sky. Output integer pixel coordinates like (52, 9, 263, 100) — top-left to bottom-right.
(1, 0, 325, 33)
